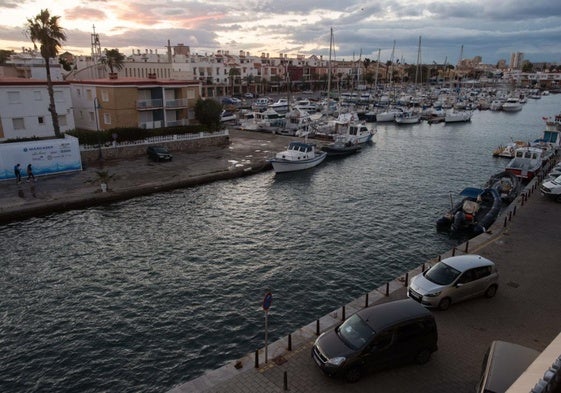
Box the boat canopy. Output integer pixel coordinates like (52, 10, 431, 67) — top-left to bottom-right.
(288, 142, 313, 152)
(459, 187, 484, 199)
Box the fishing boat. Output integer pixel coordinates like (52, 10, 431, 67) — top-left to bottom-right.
(485, 171, 521, 204)
(268, 141, 327, 173)
(436, 187, 502, 237)
(444, 109, 472, 123)
(395, 110, 421, 124)
(505, 146, 547, 181)
(321, 135, 361, 157)
(492, 141, 528, 158)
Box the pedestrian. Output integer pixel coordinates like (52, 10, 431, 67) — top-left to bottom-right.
(14, 163, 21, 184)
(26, 164, 35, 182)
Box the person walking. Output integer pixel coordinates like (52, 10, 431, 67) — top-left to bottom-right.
(14, 163, 22, 184)
(26, 164, 36, 182)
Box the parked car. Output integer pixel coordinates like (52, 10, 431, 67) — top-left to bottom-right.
(408, 254, 499, 310)
(244, 92, 254, 98)
(147, 146, 172, 162)
(311, 299, 438, 383)
(476, 340, 540, 393)
(540, 175, 561, 201)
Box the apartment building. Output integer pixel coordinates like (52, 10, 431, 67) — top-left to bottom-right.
(69, 76, 202, 131)
(0, 77, 75, 141)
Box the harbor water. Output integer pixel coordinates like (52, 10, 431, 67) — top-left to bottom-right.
(1, 95, 560, 392)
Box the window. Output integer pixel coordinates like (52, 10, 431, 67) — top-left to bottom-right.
(13, 118, 25, 130)
(8, 91, 20, 104)
(38, 116, 44, 124)
(103, 113, 111, 125)
(86, 89, 93, 100)
(101, 90, 109, 102)
(76, 88, 81, 97)
(458, 269, 476, 284)
(54, 90, 64, 102)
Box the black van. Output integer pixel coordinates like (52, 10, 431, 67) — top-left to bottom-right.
(311, 298, 438, 382)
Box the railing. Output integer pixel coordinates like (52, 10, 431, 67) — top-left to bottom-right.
(165, 119, 189, 127)
(79, 130, 229, 151)
(136, 99, 163, 109)
(165, 98, 189, 108)
(139, 120, 163, 129)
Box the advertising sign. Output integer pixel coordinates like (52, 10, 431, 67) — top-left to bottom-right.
(0, 135, 82, 181)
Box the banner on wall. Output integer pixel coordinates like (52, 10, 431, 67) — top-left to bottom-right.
(0, 135, 82, 181)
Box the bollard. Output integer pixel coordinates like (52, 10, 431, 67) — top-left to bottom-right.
(404, 272, 408, 287)
(385, 282, 389, 296)
(365, 293, 369, 308)
(438, 255, 441, 261)
(288, 334, 292, 351)
(521, 195, 525, 206)
(509, 211, 512, 221)
(342, 305, 346, 321)
(464, 240, 469, 253)
(504, 217, 507, 228)
(452, 247, 456, 256)
(284, 371, 288, 391)
(316, 319, 320, 335)
(513, 205, 517, 216)
(255, 350, 259, 368)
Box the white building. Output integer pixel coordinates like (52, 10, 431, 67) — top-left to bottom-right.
(0, 77, 75, 141)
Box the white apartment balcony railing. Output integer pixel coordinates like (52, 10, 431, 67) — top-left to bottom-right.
(137, 99, 163, 110)
(165, 98, 189, 108)
(139, 120, 163, 129)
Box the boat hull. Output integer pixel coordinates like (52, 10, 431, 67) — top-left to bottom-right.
(269, 152, 327, 173)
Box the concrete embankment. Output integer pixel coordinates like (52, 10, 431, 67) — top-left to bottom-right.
(0, 129, 288, 224)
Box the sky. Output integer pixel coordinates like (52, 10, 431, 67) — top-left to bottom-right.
(1, 0, 561, 66)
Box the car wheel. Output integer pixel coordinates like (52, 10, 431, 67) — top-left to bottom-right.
(414, 348, 432, 364)
(485, 284, 498, 298)
(345, 367, 362, 383)
(438, 297, 451, 311)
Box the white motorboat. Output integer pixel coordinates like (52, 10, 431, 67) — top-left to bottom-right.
(240, 108, 285, 131)
(505, 147, 547, 181)
(220, 110, 237, 123)
(395, 110, 421, 124)
(292, 99, 319, 113)
(268, 98, 290, 113)
(501, 97, 523, 112)
(376, 107, 404, 122)
(444, 110, 472, 123)
(341, 122, 376, 144)
(269, 141, 327, 173)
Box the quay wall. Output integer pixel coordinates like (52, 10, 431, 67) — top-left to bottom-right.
(80, 133, 230, 165)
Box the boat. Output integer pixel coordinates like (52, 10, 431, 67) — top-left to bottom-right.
(274, 108, 315, 136)
(492, 141, 528, 158)
(321, 136, 362, 157)
(268, 98, 290, 113)
(252, 97, 272, 112)
(376, 107, 404, 122)
(436, 187, 502, 237)
(220, 110, 237, 123)
(240, 108, 285, 131)
(485, 171, 521, 204)
(395, 110, 421, 124)
(342, 122, 376, 144)
(501, 97, 523, 112)
(444, 109, 472, 123)
(505, 146, 547, 181)
(292, 99, 319, 113)
(268, 141, 327, 173)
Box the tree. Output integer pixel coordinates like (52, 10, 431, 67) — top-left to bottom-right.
(101, 48, 125, 75)
(0, 49, 14, 64)
(194, 99, 222, 130)
(26, 9, 67, 138)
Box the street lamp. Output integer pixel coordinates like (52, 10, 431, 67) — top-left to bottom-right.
(93, 97, 103, 163)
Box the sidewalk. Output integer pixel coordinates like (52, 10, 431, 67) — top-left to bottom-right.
(0, 130, 293, 224)
(171, 177, 561, 392)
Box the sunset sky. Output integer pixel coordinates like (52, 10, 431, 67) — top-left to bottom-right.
(1, 0, 561, 65)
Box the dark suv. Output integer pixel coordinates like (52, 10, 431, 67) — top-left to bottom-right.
(147, 146, 172, 162)
(312, 299, 438, 382)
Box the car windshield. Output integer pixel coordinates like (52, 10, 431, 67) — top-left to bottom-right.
(425, 262, 461, 285)
(336, 314, 375, 350)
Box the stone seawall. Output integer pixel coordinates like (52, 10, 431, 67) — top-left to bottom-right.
(80, 134, 230, 165)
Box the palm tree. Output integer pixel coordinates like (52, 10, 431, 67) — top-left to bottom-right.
(26, 9, 67, 138)
(100, 48, 125, 77)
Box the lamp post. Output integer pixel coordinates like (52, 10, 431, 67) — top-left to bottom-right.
(93, 97, 103, 163)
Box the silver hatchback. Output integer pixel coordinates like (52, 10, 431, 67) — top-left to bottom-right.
(408, 255, 499, 310)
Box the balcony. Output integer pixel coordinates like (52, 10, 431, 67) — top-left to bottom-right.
(136, 98, 163, 110)
(165, 98, 189, 108)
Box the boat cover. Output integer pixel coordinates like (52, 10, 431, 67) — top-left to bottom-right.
(459, 187, 483, 199)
